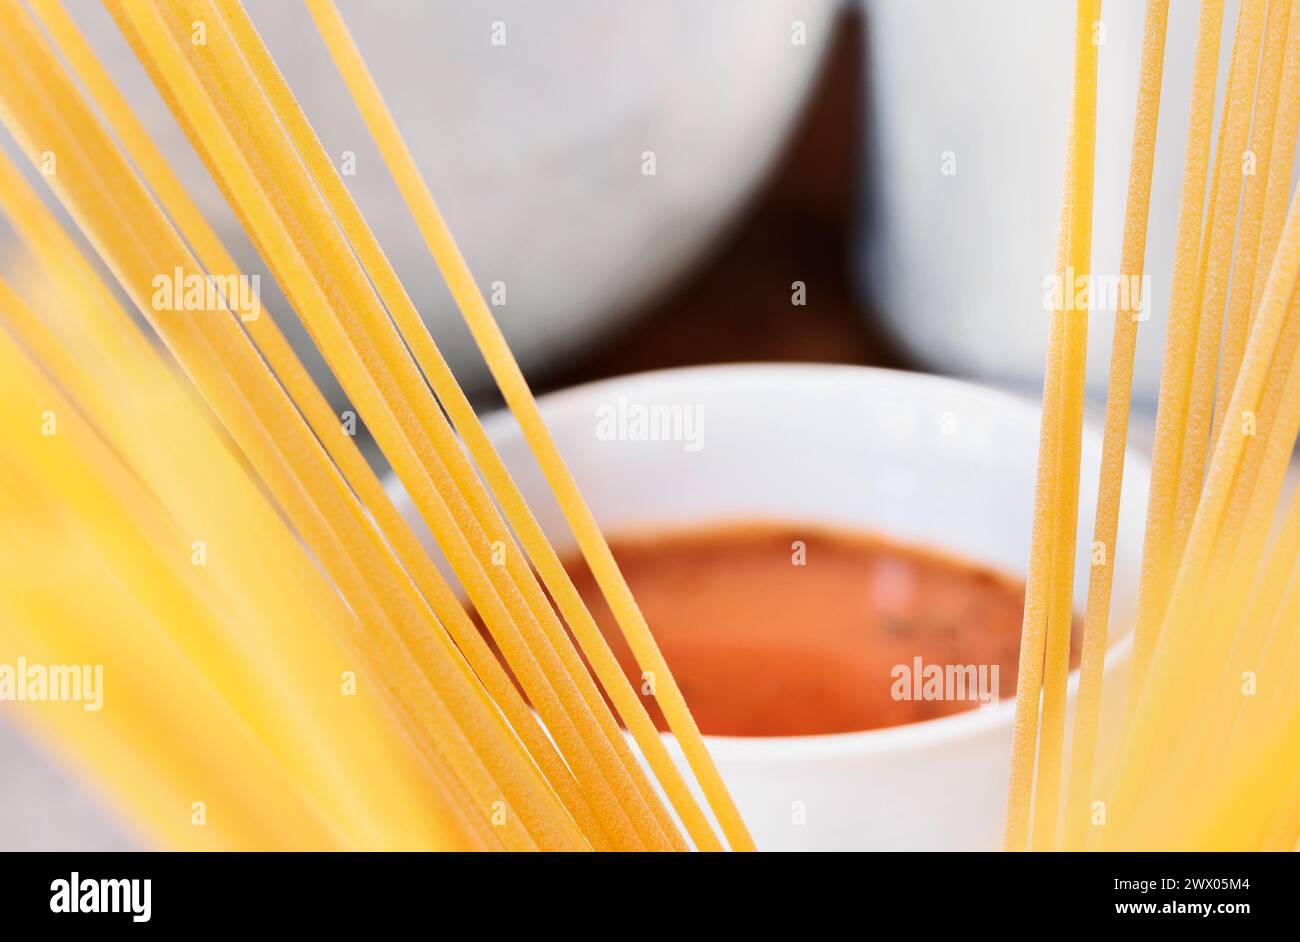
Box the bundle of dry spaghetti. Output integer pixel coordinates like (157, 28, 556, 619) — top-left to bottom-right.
(0, 0, 753, 851)
(6, 0, 1299, 855)
(1008, 0, 1300, 851)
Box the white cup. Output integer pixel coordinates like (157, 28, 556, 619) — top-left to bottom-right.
(857, 0, 1224, 404)
(389, 363, 1150, 850)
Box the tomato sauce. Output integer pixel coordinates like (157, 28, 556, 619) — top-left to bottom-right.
(475, 524, 1079, 737)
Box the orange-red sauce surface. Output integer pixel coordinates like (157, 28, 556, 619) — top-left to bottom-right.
(560, 525, 1079, 737)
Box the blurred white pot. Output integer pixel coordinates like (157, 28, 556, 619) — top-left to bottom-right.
(858, 0, 1252, 404)
(22, 0, 840, 394)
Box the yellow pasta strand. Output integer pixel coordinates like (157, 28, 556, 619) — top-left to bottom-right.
(108, 0, 669, 850)
(0, 0, 584, 850)
(1128, 0, 1225, 695)
(1005, 0, 1101, 852)
(27, 0, 609, 850)
(204, 0, 710, 850)
(1029, 0, 1103, 852)
(1108, 193, 1300, 845)
(1167, 0, 1266, 561)
(304, 0, 753, 851)
(1209, 0, 1291, 443)
(1061, 0, 1169, 852)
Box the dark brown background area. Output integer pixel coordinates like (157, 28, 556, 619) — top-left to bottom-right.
(538, 9, 909, 394)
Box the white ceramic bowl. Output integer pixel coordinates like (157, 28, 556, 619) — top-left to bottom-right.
(29, 0, 841, 394)
(389, 364, 1150, 850)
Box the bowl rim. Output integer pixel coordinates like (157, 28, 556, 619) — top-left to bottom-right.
(446, 362, 1146, 763)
